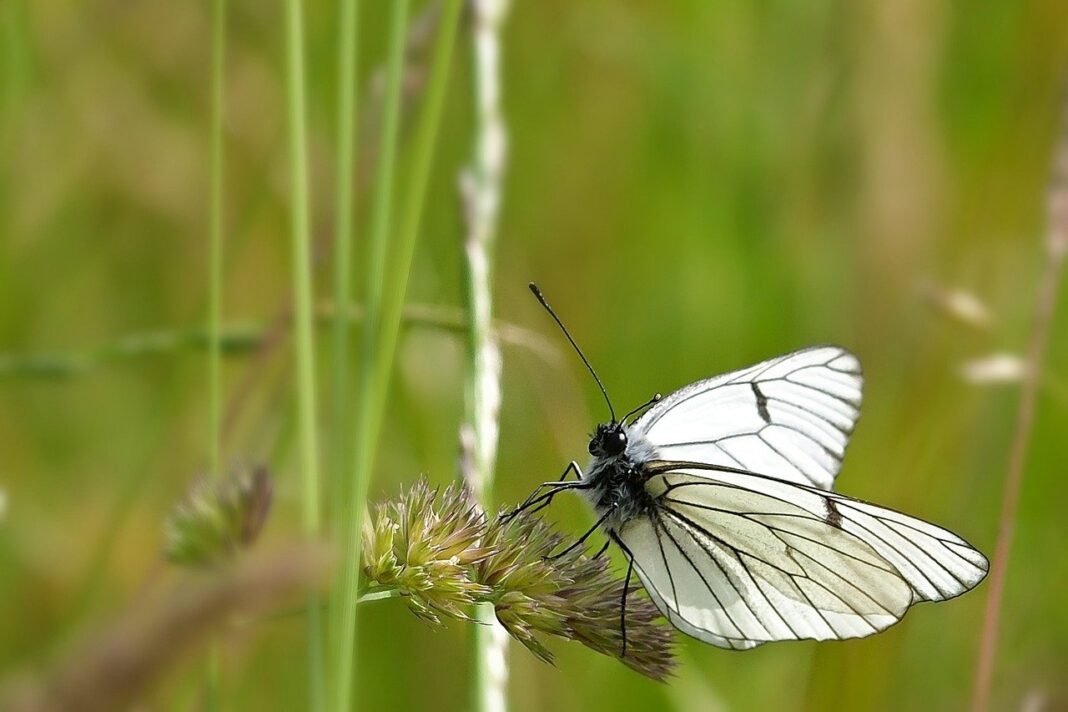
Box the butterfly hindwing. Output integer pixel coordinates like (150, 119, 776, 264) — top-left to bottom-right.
(613, 468, 987, 649)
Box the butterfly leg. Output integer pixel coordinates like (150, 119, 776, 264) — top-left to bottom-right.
(609, 530, 636, 658)
(620, 555, 634, 657)
(556, 460, 582, 483)
(547, 505, 616, 560)
(502, 461, 584, 520)
(524, 496, 560, 518)
(591, 539, 611, 559)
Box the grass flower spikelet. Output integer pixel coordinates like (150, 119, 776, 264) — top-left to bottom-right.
(359, 478, 676, 681)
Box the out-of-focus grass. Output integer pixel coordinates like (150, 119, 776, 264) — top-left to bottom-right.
(2, 1, 1067, 710)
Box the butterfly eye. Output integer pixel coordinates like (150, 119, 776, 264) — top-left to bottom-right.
(601, 429, 627, 456)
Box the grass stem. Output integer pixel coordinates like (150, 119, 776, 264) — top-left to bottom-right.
(460, 1, 510, 710)
(355, 588, 402, 605)
(0, 304, 555, 381)
(329, 0, 359, 541)
(208, 0, 226, 484)
(332, 1, 464, 709)
(327, 0, 359, 692)
(970, 100, 1068, 712)
(206, 0, 227, 706)
(330, 1, 408, 709)
(281, 0, 324, 707)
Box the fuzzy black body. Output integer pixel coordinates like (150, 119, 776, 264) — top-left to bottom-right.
(581, 424, 661, 531)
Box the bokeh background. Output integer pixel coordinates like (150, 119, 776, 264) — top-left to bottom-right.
(2, 0, 1068, 709)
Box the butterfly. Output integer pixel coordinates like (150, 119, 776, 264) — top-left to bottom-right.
(511, 283, 988, 651)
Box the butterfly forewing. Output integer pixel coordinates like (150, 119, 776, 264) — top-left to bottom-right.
(632, 346, 862, 490)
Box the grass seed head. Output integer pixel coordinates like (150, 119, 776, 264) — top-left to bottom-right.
(164, 465, 274, 568)
(358, 478, 676, 680)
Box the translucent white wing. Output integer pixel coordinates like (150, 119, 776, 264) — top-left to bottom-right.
(630, 346, 862, 490)
(614, 468, 988, 650)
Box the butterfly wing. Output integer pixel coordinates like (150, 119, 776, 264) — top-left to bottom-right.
(630, 346, 862, 490)
(614, 467, 987, 649)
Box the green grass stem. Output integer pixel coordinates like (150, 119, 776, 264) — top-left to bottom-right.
(0, 304, 555, 380)
(208, 0, 226, 484)
(330, 1, 408, 708)
(329, 0, 359, 540)
(281, 0, 324, 708)
(332, 1, 463, 709)
(327, 0, 360, 696)
(206, 0, 227, 707)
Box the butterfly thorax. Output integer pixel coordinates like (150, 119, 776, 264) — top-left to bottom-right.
(582, 424, 660, 529)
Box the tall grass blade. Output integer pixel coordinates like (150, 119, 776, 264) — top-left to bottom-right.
(333, 1, 464, 709)
(281, 0, 325, 707)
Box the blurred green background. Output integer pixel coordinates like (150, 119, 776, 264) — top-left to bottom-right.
(2, 0, 1068, 709)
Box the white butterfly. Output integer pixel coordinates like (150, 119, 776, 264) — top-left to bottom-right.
(516, 284, 988, 651)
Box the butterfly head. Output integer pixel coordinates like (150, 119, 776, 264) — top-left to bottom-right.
(589, 422, 628, 458)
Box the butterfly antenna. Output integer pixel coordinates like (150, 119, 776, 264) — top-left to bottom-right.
(621, 393, 662, 425)
(528, 282, 617, 422)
